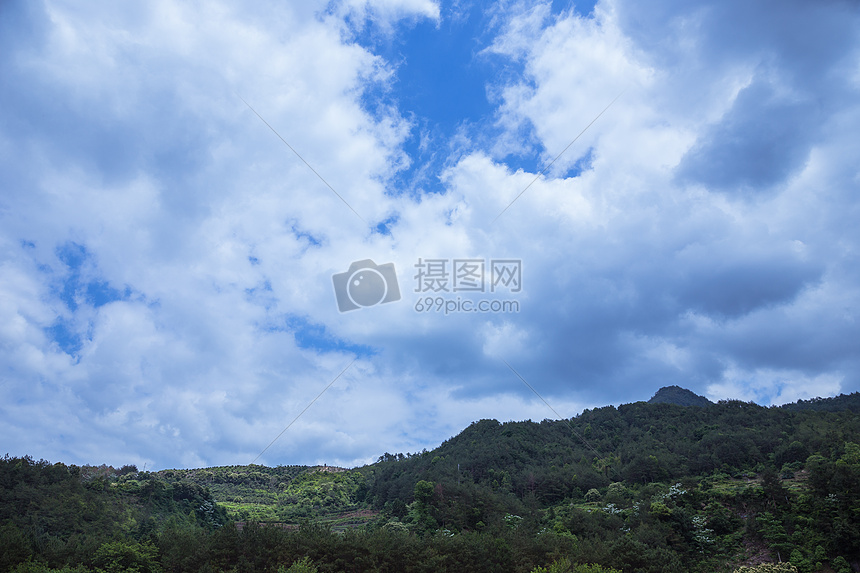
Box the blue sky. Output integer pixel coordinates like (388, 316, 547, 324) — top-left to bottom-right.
(1, 0, 859, 470)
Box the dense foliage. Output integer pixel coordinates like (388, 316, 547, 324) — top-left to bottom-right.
(363, 398, 860, 513)
(646, 386, 712, 407)
(0, 456, 226, 572)
(2, 391, 860, 572)
(780, 393, 860, 413)
(149, 465, 371, 529)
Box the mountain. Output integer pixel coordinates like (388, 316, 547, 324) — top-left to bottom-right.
(0, 456, 227, 572)
(361, 398, 859, 511)
(780, 392, 860, 412)
(645, 385, 860, 412)
(5, 389, 860, 573)
(647, 385, 713, 407)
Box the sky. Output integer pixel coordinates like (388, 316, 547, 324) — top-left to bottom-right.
(1, 0, 859, 470)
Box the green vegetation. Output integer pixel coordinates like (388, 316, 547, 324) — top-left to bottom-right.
(154, 465, 371, 528)
(734, 565, 799, 573)
(2, 391, 860, 572)
(647, 385, 712, 407)
(780, 393, 860, 413)
(0, 456, 225, 572)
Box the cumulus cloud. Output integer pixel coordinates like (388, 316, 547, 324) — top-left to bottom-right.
(1, 0, 859, 469)
(676, 77, 820, 192)
(706, 366, 844, 407)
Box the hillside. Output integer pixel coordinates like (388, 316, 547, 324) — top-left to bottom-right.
(169, 392, 860, 571)
(0, 457, 226, 572)
(3, 390, 860, 573)
(780, 392, 860, 412)
(647, 385, 713, 407)
(354, 396, 860, 571)
(364, 397, 859, 507)
(154, 464, 373, 528)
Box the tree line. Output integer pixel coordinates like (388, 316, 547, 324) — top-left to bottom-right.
(2, 393, 860, 572)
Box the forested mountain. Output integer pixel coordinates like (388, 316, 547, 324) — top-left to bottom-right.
(780, 393, 860, 413)
(0, 456, 226, 572)
(364, 396, 859, 507)
(3, 390, 860, 573)
(154, 464, 370, 526)
(647, 386, 712, 407)
(358, 398, 860, 568)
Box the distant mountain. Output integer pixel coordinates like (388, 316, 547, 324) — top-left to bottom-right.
(645, 385, 859, 411)
(7, 388, 860, 573)
(647, 385, 712, 407)
(780, 392, 860, 412)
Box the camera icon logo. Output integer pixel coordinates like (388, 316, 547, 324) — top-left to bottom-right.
(332, 259, 401, 312)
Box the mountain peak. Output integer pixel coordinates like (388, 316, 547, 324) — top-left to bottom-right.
(648, 385, 712, 407)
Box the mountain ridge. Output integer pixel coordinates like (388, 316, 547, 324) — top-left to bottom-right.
(5, 387, 860, 572)
(647, 385, 713, 407)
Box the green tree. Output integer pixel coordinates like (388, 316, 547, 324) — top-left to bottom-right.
(531, 559, 622, 573)
(733, 564, 799, 573)
(0, 523, 33, 571)
(605, 482, 628, 504)
(413, 480, 434, 505)
(408, 481, 438, 534)
(92, 541, 161, 573)
(278, 557, 318, 573)
(12, 563, 92, 573)
(831, 556, 851, 573)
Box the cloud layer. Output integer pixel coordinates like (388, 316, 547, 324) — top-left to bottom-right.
(1, 0, 859, 469)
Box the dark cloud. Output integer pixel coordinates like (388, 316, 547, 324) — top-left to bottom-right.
(675, 79, 820, 191)
(615, 0, 860, 74)
(670, 241, 823, 317)
(2, 0, 860, 469)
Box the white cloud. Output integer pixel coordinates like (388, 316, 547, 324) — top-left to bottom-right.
(1, 0, 859, 469)
(336, 0, 441, 28)
(487, 0, 651, 171)
(706, 366, 843, 407)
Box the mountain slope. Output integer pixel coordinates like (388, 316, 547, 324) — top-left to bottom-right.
(5, 391, 860, 573)
(648, 385, 713, 407)
(780, 392, 860, 412)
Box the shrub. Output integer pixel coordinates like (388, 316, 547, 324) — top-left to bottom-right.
(733, 563, 799, 573)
